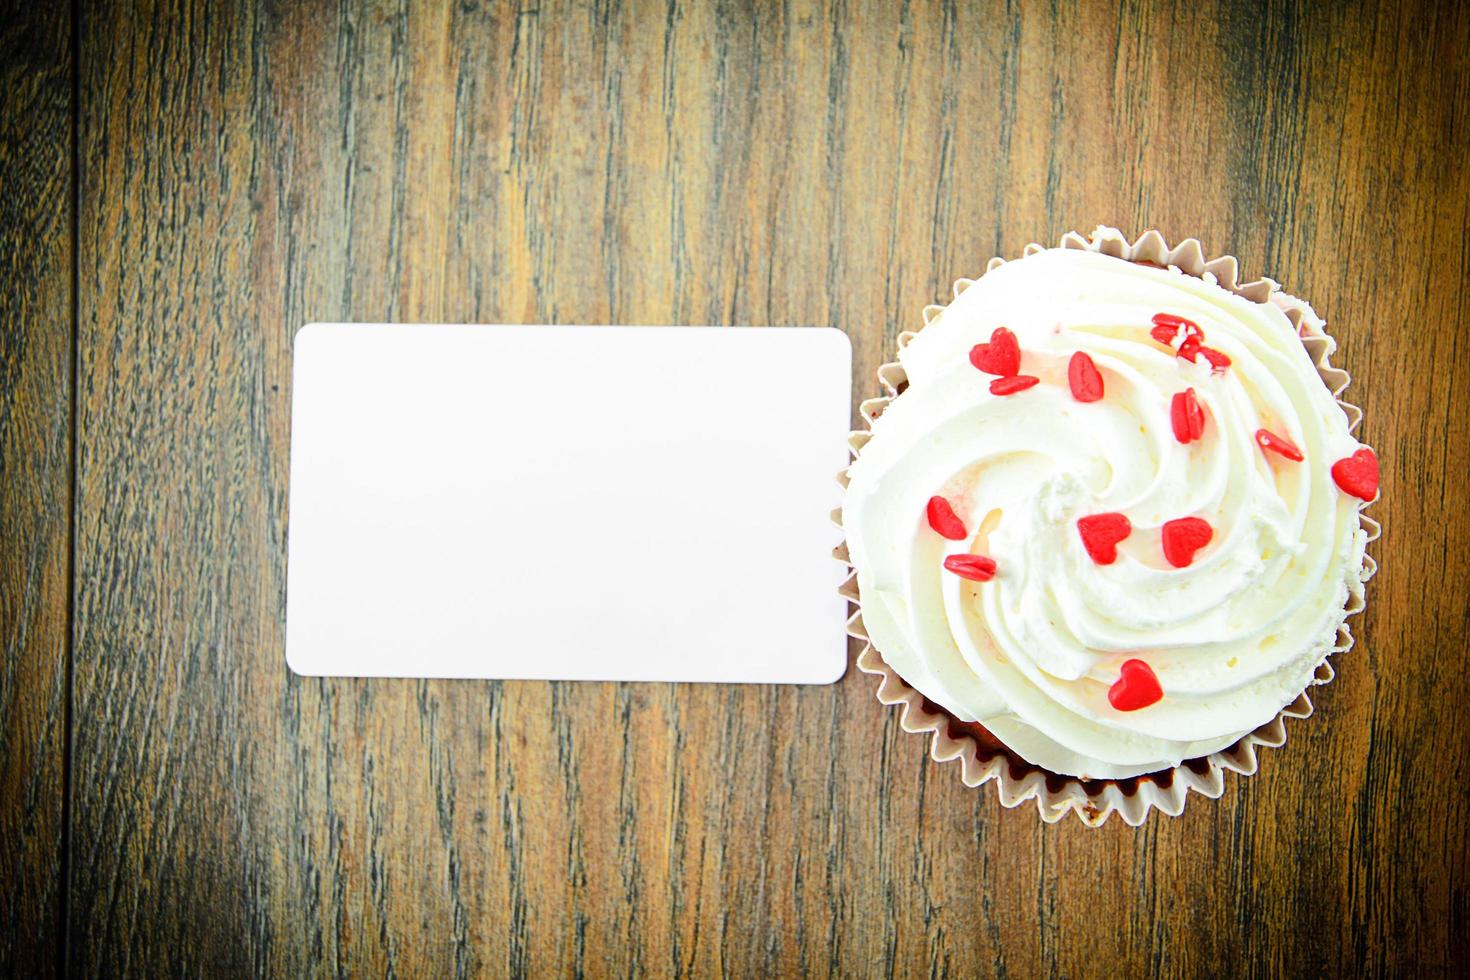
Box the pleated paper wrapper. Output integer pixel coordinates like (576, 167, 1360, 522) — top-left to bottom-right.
(834, 226, 1379, 827)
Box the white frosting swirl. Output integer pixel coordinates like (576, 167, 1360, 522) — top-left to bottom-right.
(843, 248, 1370, 778)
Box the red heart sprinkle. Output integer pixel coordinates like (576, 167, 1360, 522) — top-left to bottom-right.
(1255, 428, 1303, 462)
(969, 327, 1021, 377)
(1150, 323, 1181, 346)
(943, 554, 997, 581)
(1199, 346, 1231, 372)
(989, 374, 1040, 396)
(1108, 659, 1163, 711)
(1151, 313, 1204, 340)
(1161, 517, 1213, 568)
(1176, 336, 1203, 363)
(926, 495, 968, 540)
(1076, 512, 1132, 565)
(1170, 388, 1205, 443)
(1331, 447, 1379, 500)
(1068, 351, 1105, 402)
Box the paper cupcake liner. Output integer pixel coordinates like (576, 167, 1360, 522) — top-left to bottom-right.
(834, 226, 1380, 827)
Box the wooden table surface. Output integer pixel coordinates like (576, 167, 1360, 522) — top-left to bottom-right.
(3, 0, 1468, 975)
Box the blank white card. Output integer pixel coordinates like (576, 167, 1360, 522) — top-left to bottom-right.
(286, 324, 852, 683)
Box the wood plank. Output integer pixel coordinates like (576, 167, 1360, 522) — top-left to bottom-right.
(70, 0, 1469, 974)
(0, 1, 72, 975)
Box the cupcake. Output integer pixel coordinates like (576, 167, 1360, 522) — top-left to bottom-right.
(838, 227, 1379, 825)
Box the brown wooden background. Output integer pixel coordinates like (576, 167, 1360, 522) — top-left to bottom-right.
(3, 0, 1468, 975)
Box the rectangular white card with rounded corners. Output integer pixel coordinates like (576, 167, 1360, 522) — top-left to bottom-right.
(286, 323, 852, 683)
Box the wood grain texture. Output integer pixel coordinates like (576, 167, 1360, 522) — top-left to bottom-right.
(62, 0, 1470, 975)
(0, 1, 72, 974)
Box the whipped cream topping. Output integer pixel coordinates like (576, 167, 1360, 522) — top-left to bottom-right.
(843, 248, 1371, 779)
